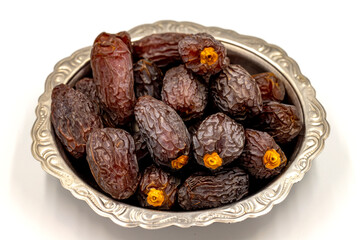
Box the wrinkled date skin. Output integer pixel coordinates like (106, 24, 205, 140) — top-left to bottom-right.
(252, 72, 285, 102)
(86, 128, 140, 200)
(178, 32, 229, 80)
(211, 64, 263, 120)
(133, 32, 188, 68)
(178, 167, 249, 210)
(115, 31, 133, 54)
(133, 59, 163, 99)
(192, 112, 245, 170)
(239, 129, 287, 179)
(134, 95, 191, 170)
(75, 77, 101, 115)
(161, 65, 208, 121)
(137, 165, 181, 210)
(51, 84, 103, 159)
(252, 101, 303, 144)
(91, 32, 135, 126)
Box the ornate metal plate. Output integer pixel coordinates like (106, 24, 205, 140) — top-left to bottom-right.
(31, 20, 329, 229)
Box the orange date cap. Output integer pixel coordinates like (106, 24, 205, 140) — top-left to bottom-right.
(263, 149, 281, 169)
(200, 47, 218, 66)
(147, 188, 165, 207)
(203, 152, 223, 170)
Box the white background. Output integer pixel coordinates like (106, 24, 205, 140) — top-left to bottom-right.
(1, 0, 359, 239)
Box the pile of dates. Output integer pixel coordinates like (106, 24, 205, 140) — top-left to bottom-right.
(51, 31, 302, 211)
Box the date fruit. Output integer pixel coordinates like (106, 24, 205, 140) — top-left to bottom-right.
(178, 167, 249, 210)
(178, 32, 229, 79)
(192, 112, 245, 170)
(133, 59, 163, 99)
(75, 77, 101, 115)
(252, 72, 285, 102)
(252, 101, 302, 144)
(161, 65, 208, 121)
(51, 84, 103, 158)
(137, 165, 181, 210)
(211, 64, 263, 120)
(133, 32, 188, 68)
(134, 95, 191, 170)
(239, 129, 287, 179)
(115, 31, 133, 54)
(86, 128, 140, 200)
(91, 32, 135, 126)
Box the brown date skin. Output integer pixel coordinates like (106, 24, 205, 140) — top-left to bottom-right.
(86, 128, 140, 200)
(75, 77, 101, 115)
(133, 32, 188, 68)
(192, 112, 245, 169)
(252, 101, 303, 144)
(239, 129, 287, 179)
(211, 64, 263, 121)
(74, 77, 124, 128)
(91, 32, 135, 127)
(161, 65, 208, 121)
(178, 32, 229, 80)
(115, 31, 133, 54)
(252, 72, 285, 102)
(133, 59, 163, 99)
(134, 95, 191, 170)
(137, 165, 181, 210)
(51, 84, 103, 159)
(178, 167, 249, 210)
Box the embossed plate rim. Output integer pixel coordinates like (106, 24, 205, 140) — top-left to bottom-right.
(31, 20, 330, 229)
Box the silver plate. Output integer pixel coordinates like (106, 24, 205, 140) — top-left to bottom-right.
(31, 20, 329, 229)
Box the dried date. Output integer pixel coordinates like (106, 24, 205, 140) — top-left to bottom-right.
(178, 32, 229, 79)
(178, 167, 249, 210)
(239, 129, 287, 179)
(134, 95, 191, 170)
(75, 77, 101, 115)
(211, 64, 263, 120)
(74, 77, 124, 128)
(252, 72, 285, 102)
(137, 165, 181, 210)
(51, 84, 103, 159)
(133, 59, 163, 99)
(192, 113, 245, 170)
(91, 32, 135, 126)
(161, 65, 208, 121)
(86, 128, 140, 200)
(252, 101, 302, 144)
(133, 32, 188, 68)
(115, 31, 133, 54)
